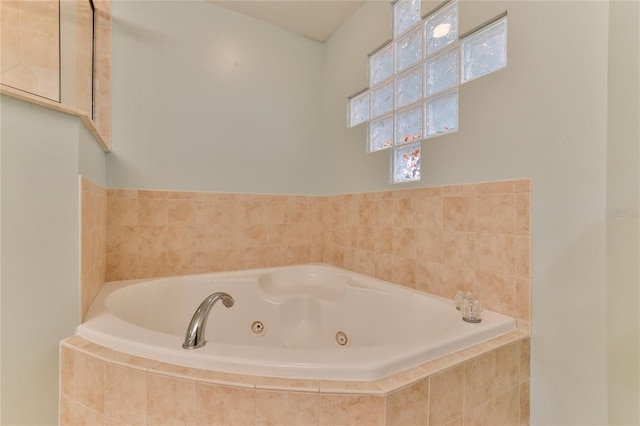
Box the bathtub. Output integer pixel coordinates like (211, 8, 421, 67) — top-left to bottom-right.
(77, 264, 516, 381)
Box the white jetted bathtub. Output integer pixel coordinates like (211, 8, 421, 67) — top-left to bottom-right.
(78, 264, 516, 381)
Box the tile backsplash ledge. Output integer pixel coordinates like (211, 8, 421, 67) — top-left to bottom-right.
(81, 178, 530, 322)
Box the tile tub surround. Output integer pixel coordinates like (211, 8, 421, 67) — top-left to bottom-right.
(106, 190, 324, 281)
(104, 179, 531, 324)
(80, 177, 107, 320)
(60, 332, 530, 425)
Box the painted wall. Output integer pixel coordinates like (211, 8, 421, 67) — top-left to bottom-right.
(606, 1, 640, 424)
(322, 1, 612, 424)
(107, 0, 325, 194)
(0, 95, 106, 425)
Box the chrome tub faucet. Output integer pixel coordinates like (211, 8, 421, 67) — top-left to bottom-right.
(182, 292, 234, 349)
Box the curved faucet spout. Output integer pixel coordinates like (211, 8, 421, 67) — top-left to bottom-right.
(182, 292, 234, 349)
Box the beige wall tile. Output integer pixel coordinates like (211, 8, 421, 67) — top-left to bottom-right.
(414, 195, 443, 229)
(492, 386, 520, 426)
(357, 226, 375, 251)
(443, 231, 476, 270)
(286, 198, 309, 223)
(441, 265, 475, 296)
(69, 400, 106, 426)
(106, 252, 139, 281)
(516, 278, 531, 322)
(444, 196, 475, 231)
(520, 381, 530, 425)
(515, 193, 531, 235)
(59, 394, 75, 426)
(104, 363, 146, 425)
(515, 179, 532, 193)
(147, 373, 196, 425)
(476, 181, 516, 194)
(80, 177, 107, 319)
(75, 351, 105, 414)
(415, 260, 444, 296)
(464, 352, 494, 412)
(474, 271, 516, 317)
(392, 227, 416, 259)
(429, 365, 465, 425)
(373, 225, 393, 252)
(475, 194, 515, 234)
(514, 235, 531, 278)
(392, 256, 416, 287)
(168, 199, 196, 225)
(255, 390, 318, 426)
(476, 233, 515, 275)
(494, 343, 521, 396)
(446, 416, 464, 426)
(138, 251, 171, 278)
(375, 198, 395, 227)
(320, 394, 384, 426)
(442, 184, 476, 197)
(358, 200, 376, 226)
(60, 345, 75, 397)
(394, 198, 416, 228)
(520, 338, 531, 385)
(463, 400, 493, 426)
(138, 198, 169, 226)
(107, 198, 138, 227)
(102, 178, 530, 322)
(196, 383, 254, 426)
(385, 379, 429, 425)
(416, 227, 443, 262)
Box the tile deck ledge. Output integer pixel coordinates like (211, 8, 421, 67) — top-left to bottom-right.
(62, 328, 528, 395)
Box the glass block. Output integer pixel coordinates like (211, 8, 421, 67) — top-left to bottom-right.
(425, 91, 458, 137)
(371, 80, 394, 118)
(393, 142, 421, 183)
(395, 66, 422, 109)
(394, 0, 421, 38)
(425, 47, 458, 96)
(424, 2, 458, 55)
(369, 115, 394, 152)
(369, 43, 393, 86)
(395, 105, 422, 145)
(349, 91, 370, 127)
(395, 28, 422, 73)
(462, 17, 507, 83)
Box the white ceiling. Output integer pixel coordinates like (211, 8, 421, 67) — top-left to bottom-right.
(209, 1, 366, 42)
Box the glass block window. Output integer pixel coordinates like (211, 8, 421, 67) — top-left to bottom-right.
(395, 66, 422, 109)
(393, 142, 421, 183)
(425, 2, 458, 55)
(425, 91, 458, 136)
(462, 17, 507, 83)
(370, 43, 393, 86)
(371, 80, 394, 118)
(347, 0, 507, 184)
(395, 104, 422, 145)
(394, 0, 421, 38)
(426, 47, 458, 96)
(395, 29, 422, 73)
(348, 91, 370, 127)
(370, 115, 394, 152)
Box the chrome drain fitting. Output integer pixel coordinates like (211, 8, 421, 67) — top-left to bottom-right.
(335, 331, 349, 346)
(251, 321, 266, 336)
